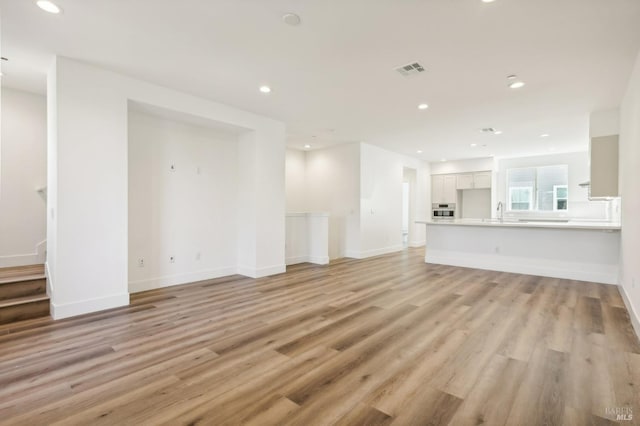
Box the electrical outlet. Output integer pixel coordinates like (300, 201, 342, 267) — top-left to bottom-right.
(195, 252, 201, 261)
(137, 258, 144, 268)
(170, 164, 176, 172)
(170, 256, 175, 263)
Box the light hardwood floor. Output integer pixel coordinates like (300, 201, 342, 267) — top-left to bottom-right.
(0, 248, 638, 425)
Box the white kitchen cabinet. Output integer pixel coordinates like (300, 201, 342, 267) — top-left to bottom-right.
(456, 174, 474, 189)
(455, 172, 491, 190)
(432, 174, 457, 204)
(473, 172, 492, 189)
(590, 135, 619, 198)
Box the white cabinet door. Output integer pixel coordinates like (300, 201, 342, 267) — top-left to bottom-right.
(473, 172, 492, 189)
(456, 174, 474, 189)
(431, 175, 444, 203)
(443, 175, 457, 203)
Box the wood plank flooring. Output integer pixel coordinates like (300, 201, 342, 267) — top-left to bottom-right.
(0, 248, 638, 425)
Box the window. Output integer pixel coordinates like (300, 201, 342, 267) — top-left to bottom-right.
(509, 186, 533, 210)
(506, 165, 568, 212)
(553, 185, 568, 211)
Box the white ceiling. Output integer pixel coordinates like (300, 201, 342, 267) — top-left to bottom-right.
(2, 0, 640, 161)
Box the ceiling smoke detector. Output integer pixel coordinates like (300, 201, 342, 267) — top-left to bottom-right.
(282, 13, 301, 26)
(395, 62, 426, 77)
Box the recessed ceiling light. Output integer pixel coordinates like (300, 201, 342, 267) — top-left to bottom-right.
(304, 144, 311, 149)
(482, 0, 496, 3)
(540, 133, 550, 138)
(417, 150, 423, 154)
(418, 103, 429, 110)
(441, 158, 447, 162)
(259, 86, 271, 93)
(494, 130, 503, 135)
(36, 0, 62, 14)
(509, 81, 525, 89)
(470, 143, 477, 147)
(282, 13, 301, 26)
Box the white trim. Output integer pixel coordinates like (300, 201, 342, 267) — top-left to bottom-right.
(286, 255, 330, 266)
(425, 249, 619, 285)
(409, 240, 426, 248)
(45, 261, 53, 297)
(0, 240, 47, 268)
(128, 266, 237, 293)
(346, 245, 404, 260)
(286, 212, 330, 218)
(619, 284, 640, 342)
(51, 293, 130, 320)
(237, 264, 286, 279)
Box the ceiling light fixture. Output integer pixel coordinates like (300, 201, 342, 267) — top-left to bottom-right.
(36, 0, 62, 14)
(417, 150, 423, 154)
(418, 103, 429, 110)
(494, 130, 503, 135)
(282, 13, 301, 26)
(441, 158, 447, 162)
(540, 133, 550, 138)
(259, 85, 271, 93)
(507, 75, 525, 89)
(470, 143, 477, 147)
(482, 0, 496, 3)
(304, 144, 311, 149)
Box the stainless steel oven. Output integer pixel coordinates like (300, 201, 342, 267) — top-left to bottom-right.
(432, 203, 456, 219)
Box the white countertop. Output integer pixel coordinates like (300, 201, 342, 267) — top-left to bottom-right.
(416, 218, 621, 231)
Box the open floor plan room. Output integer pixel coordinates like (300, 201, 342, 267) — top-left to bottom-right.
(1, 249, 638, 425)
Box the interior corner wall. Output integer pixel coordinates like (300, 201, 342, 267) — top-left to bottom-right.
(0, 88, 47, 267)
(305, 143, 360, 259)
(47, 56, 285, 319)
(127, 111, 239, 292)
(285, 148, 307, 212)
(619, 49, 640, 337)
(359, 143, 429, 258)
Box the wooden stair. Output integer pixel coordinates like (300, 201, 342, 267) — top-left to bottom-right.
(0, 264, 50, 325)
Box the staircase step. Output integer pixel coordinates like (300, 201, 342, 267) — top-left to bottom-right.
(0, 295, 50, 325)
(0, 264, 45, 280)
(0, 273, 46, 285)
(0, 277, 47, 301)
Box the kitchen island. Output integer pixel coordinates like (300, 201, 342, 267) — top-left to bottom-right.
(417, 218, 621, 284)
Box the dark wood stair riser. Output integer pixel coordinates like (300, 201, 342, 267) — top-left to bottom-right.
(0, 299, 50, 325)
(0, 279, 47, 301)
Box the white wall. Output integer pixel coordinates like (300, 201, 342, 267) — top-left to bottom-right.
(47, 57, 285, 319)
(496, 151, 612, 220)
(305, 143, 361, 259)
(0, 88, 47, 267)
(619, 50, 640, 336)
(127, 110, 239, 292)
(285, 148, 307, 212)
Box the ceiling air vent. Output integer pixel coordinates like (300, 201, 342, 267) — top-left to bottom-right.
(395, 62, 425, 77)
(481, 127, 496, 133)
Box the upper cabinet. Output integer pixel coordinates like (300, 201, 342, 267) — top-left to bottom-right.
(432, 175, 457, 204)
(432, 171, 491, 204)
(590, 135, 619, 199)
(455, 172, 492, 190)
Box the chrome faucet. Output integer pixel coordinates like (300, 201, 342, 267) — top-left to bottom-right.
(497, 201, 504, 222)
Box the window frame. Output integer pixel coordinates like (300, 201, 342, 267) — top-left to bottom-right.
(508, 186, 534, 211)
(553, 184, 569, 211)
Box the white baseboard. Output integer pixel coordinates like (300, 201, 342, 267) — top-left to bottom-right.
(409, 240, 426, 248)
(44, 261, 53, 297)
(51, 293, 130, 320)
(0, 240, 47, 268)
(237, 264, 286, 279)
(619, 284, 640, 341)
(128, 266, 237, 293)
(286, 255, 330, 266)
(425, 249, 619, 285)
(346, 245, 404, 260)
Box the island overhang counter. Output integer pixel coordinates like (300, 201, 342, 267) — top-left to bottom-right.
(416, 219, 621, 284)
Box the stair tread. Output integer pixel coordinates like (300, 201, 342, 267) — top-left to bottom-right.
(0, 274, 46, 285)
(0, 264, 45, 279)
(0, 294, 49, 309)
